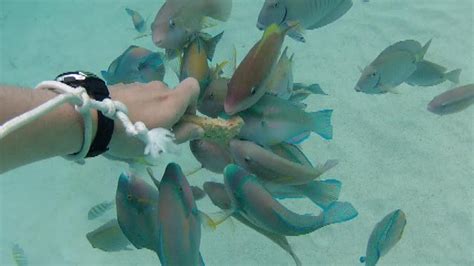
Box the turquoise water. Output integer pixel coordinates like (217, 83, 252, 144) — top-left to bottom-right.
(1, 0, 473, 265)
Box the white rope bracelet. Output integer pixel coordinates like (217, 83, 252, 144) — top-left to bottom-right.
(0, 81, 178, 164)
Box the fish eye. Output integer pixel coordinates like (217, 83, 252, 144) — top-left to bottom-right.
(273, 2, 279, 8)
(371, 72, 377, 77)
(169, 19, 175, 28)
(127, 194, 133, 201)
(250, 87, 257, 95)
(244, 156, 251, 163)
(209, 92, 214, 99)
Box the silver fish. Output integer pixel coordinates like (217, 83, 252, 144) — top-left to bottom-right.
(360, 210, 407, 266)
(427, 84, 474, 115)
(257, 0, 353, 42)
(405, 60, 461, 87)
(86, 219, 132, 252)
(151, 0, 232, 49)
(355, 39, 431, 94)
(87, 200, 115, 220)
(266, 47, 294, 100)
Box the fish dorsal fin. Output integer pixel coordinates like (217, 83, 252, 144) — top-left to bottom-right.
(211, 60, 229, 80)
(204, 31, 224, 61)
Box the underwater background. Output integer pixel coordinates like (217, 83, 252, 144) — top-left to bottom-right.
(0, 0, 473, 265)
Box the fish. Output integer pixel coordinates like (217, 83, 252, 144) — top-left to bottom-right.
(238, 94, 333, 146)
(180, 32, 224, 97)
(189, 139, 233, 173)
(125, 8, 146, 33)
(355, 39, 431, 94)
(147, 167, 207, 200)
(87, 200, 115, 220)
(223, 164, 358, 236)
(405, 60, 461, 87)
(155, 163, 205, 265)
(225, 23, 295, 115)
(115, 172, 160, 251)
(230, 139, 338, 186)
(289, 83, 327, 102)
(199, 77, 230, 118)
(86, 219, 133, 252)
(11, 243, 28, 266)
(257, 0, 353, 42)
(151, 0, 232, 50)
(270, 142, 313, 166)
(203, 181, 302, 266)
(266, 47, 294, 100)
(427, 84, 474, 115)
(360, 209, 407, 266)
(101, 45, 166, 85)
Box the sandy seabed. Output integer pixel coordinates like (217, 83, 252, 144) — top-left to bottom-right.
(1, 0, 473, 265)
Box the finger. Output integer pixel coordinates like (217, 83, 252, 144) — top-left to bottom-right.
(173, 122, 205, 144)
(160, 78, 200, 126)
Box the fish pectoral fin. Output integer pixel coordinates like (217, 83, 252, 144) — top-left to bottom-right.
(200, 209, 234, 230)
(133, 33, 151, 40)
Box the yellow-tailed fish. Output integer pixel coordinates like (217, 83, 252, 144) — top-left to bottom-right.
(360, 210, 407, 266)
(125, 8, 146, 33)
(405, 60, 461, 87)
(203, 181, 302, 266)
(257, 0, 353, 42)
(225, 23, 296, 115)
(86, 219, 132, 252)
(223, 164, 358, 236)
(355, 39, 431, 94)
(151, 0, 232, 49)
(180, 32, 224, 97)
(87, 200, 115, 220)
(427, 84, 474, 115)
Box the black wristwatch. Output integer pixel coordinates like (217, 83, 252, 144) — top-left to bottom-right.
(56, 71, 115, 158)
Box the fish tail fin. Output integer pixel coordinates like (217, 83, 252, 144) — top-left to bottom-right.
(418, 38, 432, 61)
(306, 83, 327, 95)
(100, 71, 111, 83)
(300, 179, 342, 209)
(445, 69, 461, 83)
(200, 209, 234, 230)
(205, 31, 224, 61)
(125, 8, 134, 16)
(203, 0, 233, 22)
(323, 201, 358, 225)
(310, 109, 333, 140)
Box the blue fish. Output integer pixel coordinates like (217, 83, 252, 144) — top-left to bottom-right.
(360, 209, 407, 266)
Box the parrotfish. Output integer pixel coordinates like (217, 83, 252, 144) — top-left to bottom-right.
(270, 142, 313, 166)
(355, 39, 431, 94)
(115, 172, 160, 251)
(151, 0, 232, 50)
(225, 23, 295, 115)
(86, 219, 132, 252)
(238, 94, 333, 146)
(180, 32, 224, 97)
(87, 200, 115, 220)
(223, 164, 358, 236)
(125, 8, 146, 33)
(230, 139, 340, 207)
(266, 47, 294, 100)
(101, 45, 166, 85)
(190, 139, 233, 173)
(427, 84, 474, 115)
(199, 77, 230, 118)
(203, 181, 302, 266)
(405, 60, 461, 87)
(257, 0, 353, 42)
(360, 209, 407, 266)
(11, 243, 28, 266)
(155, 163, 205, 265)
(230, 139, 338, 186)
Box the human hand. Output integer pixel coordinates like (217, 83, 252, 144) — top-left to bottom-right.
(105, 78, 204, 160)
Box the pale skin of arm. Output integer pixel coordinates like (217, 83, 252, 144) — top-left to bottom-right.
(0, 78, 203, 174)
